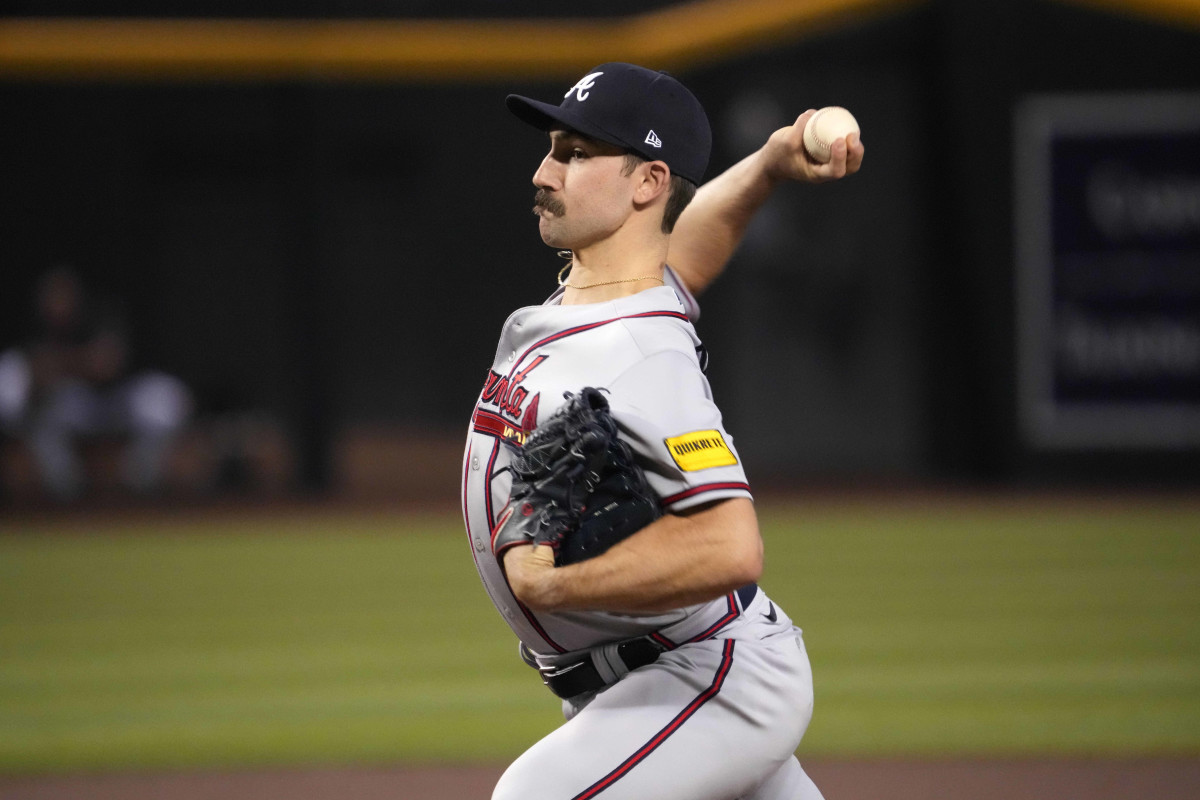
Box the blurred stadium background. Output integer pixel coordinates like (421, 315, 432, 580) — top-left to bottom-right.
(1, 1, 1198, 798)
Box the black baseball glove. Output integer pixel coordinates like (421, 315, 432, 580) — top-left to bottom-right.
(492, 387, 661, 566)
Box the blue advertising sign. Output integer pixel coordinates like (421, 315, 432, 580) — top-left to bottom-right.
(1015, 93, 1200, 448)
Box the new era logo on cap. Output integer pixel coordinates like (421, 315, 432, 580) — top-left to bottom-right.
(505, 62, 712, 184)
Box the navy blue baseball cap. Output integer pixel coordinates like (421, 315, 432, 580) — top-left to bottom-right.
(506, 62, 712, 185)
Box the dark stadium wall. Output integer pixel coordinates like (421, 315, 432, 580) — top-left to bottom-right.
(0, 1, 1196, 490)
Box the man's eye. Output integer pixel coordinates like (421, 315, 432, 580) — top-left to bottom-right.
(571, 149, 587, 159)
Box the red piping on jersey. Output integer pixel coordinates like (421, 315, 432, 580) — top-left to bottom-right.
(646, 589, 741, 650)
(463, 412, 509, 531)
(648, 631, 678, 649)
(660, 482, 751, 506)
(516, 601, 567, 653)
(506, 311, 690, 381)
(489, 505, 515, 552)
(483, 447, 567, 654)
(466, 427, 569, 655)
(685, 593, 739, 643)
(571, 639, 737, 800)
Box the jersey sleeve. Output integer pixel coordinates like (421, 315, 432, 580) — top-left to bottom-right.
(605, 349, 751, 512)
(662, 265, 701, 322)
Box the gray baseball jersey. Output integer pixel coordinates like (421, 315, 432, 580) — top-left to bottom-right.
(462, 268, 823, 799)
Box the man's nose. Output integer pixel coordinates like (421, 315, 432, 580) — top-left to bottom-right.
(532, 155, 561, 189)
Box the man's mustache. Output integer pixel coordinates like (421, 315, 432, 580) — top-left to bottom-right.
(534, 189, 566, 216)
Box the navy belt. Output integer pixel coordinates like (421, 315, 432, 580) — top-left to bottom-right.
(530, 582, 759, 700)
(736, 581, 758, 610)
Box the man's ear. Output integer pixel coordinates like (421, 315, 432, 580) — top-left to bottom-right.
(633, 161, 672, 205)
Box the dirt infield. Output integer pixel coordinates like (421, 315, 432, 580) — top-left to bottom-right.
(1, 759, 1198, 800)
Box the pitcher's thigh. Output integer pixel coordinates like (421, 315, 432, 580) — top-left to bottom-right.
(494, 639, 809, 800)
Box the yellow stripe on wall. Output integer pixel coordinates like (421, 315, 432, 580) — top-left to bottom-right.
(0, 0, 1193, 81)
(0, 0, 914, 81)
(1058, 0, 1200, 29)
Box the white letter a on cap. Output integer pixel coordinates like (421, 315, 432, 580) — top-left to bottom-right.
(645, 130, 663, 148)
(566, 72, 604, 102)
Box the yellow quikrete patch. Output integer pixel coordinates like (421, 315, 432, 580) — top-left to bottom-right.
(664, 429, 738, 471)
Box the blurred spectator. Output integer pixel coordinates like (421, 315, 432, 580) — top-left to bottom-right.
(0, 266, 193, 501)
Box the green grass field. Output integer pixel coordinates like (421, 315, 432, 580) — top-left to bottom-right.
(1, 494, 1198, 775)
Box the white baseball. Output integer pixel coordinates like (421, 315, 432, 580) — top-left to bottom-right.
(802, 106, 859, 164)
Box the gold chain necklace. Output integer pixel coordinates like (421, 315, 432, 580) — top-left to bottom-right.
(557, 263, 665, 290)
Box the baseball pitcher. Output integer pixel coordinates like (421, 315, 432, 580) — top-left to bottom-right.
(462, 62, 863, 800)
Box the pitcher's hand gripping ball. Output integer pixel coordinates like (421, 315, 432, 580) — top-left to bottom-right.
(803, 106, 860, 164)
(493, 387, 661, 566)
